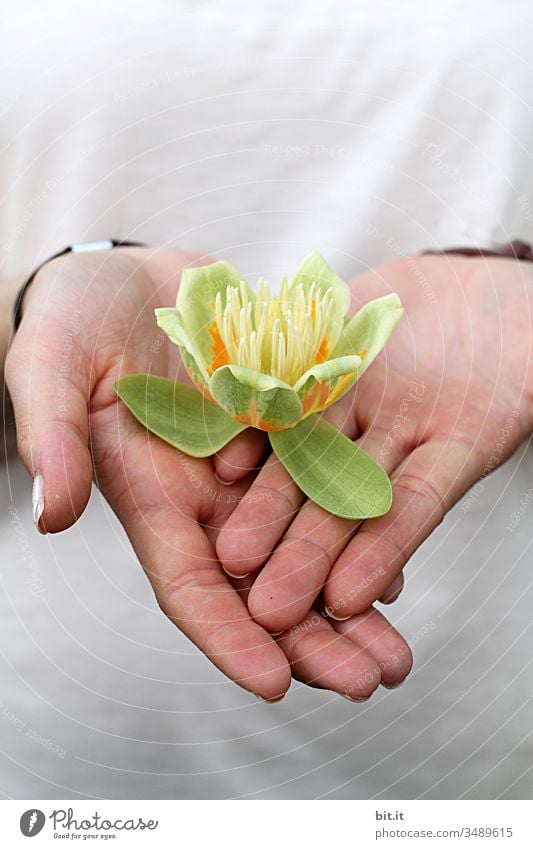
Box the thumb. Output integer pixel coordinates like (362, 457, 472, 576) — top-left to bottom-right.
(6, 309, 93, 533)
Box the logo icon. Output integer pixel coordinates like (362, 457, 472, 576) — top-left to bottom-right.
(20, 809, 45, 837)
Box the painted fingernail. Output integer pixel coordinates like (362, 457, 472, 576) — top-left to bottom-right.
(214, 471, 236, 486)
(32, 473, 46, 534)
(222, 566, 250, 579)
(255, 694, 285, 703)
(381, 680, 406, 690)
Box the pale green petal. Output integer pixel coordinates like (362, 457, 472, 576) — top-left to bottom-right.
(114, 374, 246, 457)
(294, 355, 362, 417)
(176, 260, 255, 374)
(333, 293, 403, 377)
(289, 252, 350, 354)
(155, 307, 210, 393)
(269, 415, 392, 519)
(210, 364, 303, 431)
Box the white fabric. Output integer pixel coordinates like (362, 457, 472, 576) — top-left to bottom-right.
(1, 0, 532, 798)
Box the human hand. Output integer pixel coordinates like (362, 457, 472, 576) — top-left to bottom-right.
(216, 253, 533, 632)
(5, 247, 411, 699)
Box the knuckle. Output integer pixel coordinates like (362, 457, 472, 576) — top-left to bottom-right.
(279, 535, 332, 570)
(394, 472, 446, 522)
(249, 482, 299, 515)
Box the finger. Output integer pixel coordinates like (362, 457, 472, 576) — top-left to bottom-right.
(5, 311, 93, 533)
(379, 571, 404, 604)
(276, 611, 381, 700)
(332, 606, 413, 687)
(247, 427, 410, 633)
(213, 429, 268, 484)
(325, 437, 483, 616)
(216, 452, 304, 576)
(94, 426, 291, 700)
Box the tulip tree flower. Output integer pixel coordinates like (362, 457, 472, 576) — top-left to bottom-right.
(114, 253, 403, 519)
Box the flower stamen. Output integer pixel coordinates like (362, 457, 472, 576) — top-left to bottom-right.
(215, 280, 335, 384)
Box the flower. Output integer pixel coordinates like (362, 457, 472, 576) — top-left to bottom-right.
(115, 253, 403, 519)
(155, 252, 403, 432)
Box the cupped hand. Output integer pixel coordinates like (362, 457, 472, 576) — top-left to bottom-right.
(216, 253, 533, 632)
(5, 247, 411, 699)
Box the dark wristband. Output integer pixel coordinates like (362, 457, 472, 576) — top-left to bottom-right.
(422, 239, 533, 263)
(12, 239, 147, 331)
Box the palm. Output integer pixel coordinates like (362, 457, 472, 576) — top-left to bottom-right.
(216, 254, 533, 629)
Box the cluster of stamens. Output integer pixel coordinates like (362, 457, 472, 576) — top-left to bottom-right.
(214, 278, 334, 385)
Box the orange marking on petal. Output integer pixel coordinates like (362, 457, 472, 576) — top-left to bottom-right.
(208, 321, 231, 374)
(316, 338, 329, 363)
(326, 372, 355, 404)
(186, 368, 214, 401)
(300, 380, 331, 416)
(357, 347, 368, 360)
(300, 370, 357, 416)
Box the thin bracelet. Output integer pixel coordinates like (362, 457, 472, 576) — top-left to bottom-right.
(423, 239, 533, 262)
(12, 239, 147, 331)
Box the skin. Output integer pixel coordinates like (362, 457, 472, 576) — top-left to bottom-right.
(216, 254, 533, 632)
(4, 247, 412, 702)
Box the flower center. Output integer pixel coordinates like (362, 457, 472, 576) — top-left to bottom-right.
(214, 278, 334, 385)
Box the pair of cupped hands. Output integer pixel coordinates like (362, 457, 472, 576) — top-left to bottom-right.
(6, 247, 533, 701)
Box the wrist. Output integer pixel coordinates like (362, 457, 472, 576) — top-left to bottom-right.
(12, 239, 148, 331)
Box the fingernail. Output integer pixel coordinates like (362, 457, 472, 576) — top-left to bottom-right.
(381, 680, 406, 690)
(222, 566, 250, 579)
(214, 472, 236, 486)
(342, 694, 370, 702)
(254, 694, 285, 703)
(326, 608, 351, 621)
(269, 630, 284, 637)
(32, 473, 46, 534)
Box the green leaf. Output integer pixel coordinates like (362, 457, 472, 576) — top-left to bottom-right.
(333, 293, 403, 376)
(269, 415, 392, 519)
(210, 364, 303, 431)
(114, 374, 246, 457)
